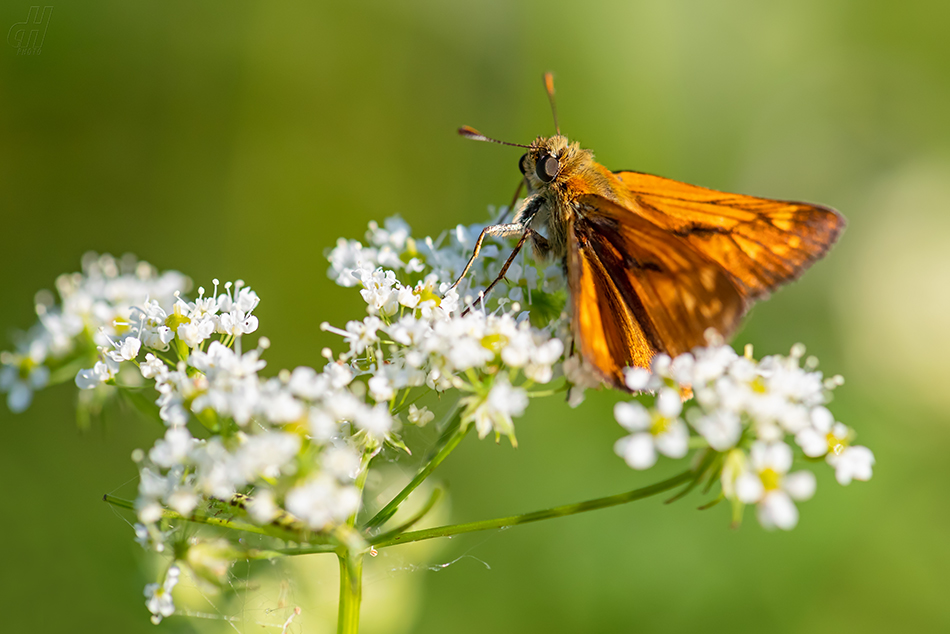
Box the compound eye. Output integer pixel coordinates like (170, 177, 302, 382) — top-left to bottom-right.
(518, 153, 528, 175)
(536, 155, 559, 182)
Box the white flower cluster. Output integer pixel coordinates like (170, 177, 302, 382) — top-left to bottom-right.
(324, 217, 569, 445)
(327, 214, 567, 316)
(71, 280, 378, 538)
(0, 253, 187, 412)
(614, 337, 874, 530)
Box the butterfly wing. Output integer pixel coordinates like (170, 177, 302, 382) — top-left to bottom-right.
(568, 174, 843, 389)
(610, 171, 845, 298)
(568, 196, 746, 388)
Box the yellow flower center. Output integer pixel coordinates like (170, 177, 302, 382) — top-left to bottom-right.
(826, 433, 847, 456)
(750, 377, 767, 394)
(165, 304, 190, 331)
(759, 468, 781, 491)
(415, 286, 441, 307)
(480, 333, 508, 353)
(17, 357, 37, 380)
(650, 413, 671, 436)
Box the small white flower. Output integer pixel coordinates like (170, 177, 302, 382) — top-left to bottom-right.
(323, 445, 361, 481)
(325, 362, 354, 389)
(234, 431, 301, 481)
(149, 427, 195, 468)
(286, 475, 360, 530)
(167, 489, 198, 515)
(141, 324, 175, 351)
(733, 442, 815, 530)
(355, 404, 393, 440)
(564, 355, 603, 406)
(368, 374, 395, 402)
(140, 353, 167, 380)
(218, 309, 259, 337)
(360, 268, 400, 316)
(462, 375, 528, 444)
(623, 366, 661, 392)
(397, 286, 420, 309)
(144, 565, 180, 623)
(247, 489, 278, 523)
(108, 336, 141, 362)
(177, 318, 215, 348)
(613, 390, 689, 470)
(827, 445, 875, 485)
(692, 409, 742, 451)
(407, 404, 435, 426)
(287, 366, 330, 401)
(342, 317, 383, 355)
(795, 408, 845, 458)
(75, 359, 118, 389)
(134, 523, 150, 549)
(0, 347, 50, 413)
(308, 407, 339, 441)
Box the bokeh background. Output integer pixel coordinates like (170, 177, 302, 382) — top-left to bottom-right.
(2, 1, 948, 632)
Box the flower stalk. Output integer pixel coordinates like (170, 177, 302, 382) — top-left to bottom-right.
(337, 553, 363, 634)
(370, 469, 694, 549)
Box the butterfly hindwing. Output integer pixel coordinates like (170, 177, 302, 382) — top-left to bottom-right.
(567, 220, 658, 386)
(569, 195, 747, 387)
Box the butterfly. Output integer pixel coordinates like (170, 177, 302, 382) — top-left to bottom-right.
(452, 73, 845, 390)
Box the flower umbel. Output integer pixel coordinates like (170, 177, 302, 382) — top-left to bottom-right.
(1, 214, 873, 631)
(612, 336, 872, 529)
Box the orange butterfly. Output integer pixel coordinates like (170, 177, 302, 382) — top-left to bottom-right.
(453, 73, 844, 390)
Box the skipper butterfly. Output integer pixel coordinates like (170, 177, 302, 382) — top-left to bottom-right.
(453, 73, 844, 390)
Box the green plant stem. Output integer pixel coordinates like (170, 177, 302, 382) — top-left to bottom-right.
(349, 447, 379, 527)
(363, 408, 468, 530)
(371, 469, 694, 549)
(366, 487, 443, 544)
(337, 553, 363, 634)
(101, 494, 328, 544)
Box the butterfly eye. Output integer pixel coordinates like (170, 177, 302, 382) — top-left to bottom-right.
(536, 155, 559, 182)
(518, 153, 529, 175)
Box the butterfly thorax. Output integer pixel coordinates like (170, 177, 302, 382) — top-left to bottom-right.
(518, 135, 626, 260)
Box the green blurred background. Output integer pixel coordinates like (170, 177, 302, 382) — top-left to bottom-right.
(2, 1, 948, 632)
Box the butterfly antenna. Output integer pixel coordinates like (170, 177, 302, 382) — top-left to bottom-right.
(543, 72, 560, 136)
(458, 125, 530, 148)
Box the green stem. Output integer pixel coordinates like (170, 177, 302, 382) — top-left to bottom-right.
(337, 553, 363, 634)
(102, 494, 329, 544)
(350, 448, 379, 527)
(371, 469, 694, 549)
(367, 487, 443, 544)
(243, 544, 336, 559)
(362, 408, 468, 530)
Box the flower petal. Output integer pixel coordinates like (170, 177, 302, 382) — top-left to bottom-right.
(784, 470, 816, 501)
(615, 433, 657, 470)
(614, 401, 650, 432)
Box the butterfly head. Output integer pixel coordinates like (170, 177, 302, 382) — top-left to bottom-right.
(457, 125, 593, 192)
(519, 135, 592, 191)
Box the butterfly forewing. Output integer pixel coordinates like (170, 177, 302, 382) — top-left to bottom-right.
(611, 171, 845, 298)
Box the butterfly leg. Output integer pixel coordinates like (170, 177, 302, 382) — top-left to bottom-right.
(449, 222, 526, 292)
(449, 195, 545, 293)
(461, 228, 535, 316)
(529, 230, 551, 260)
